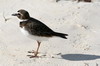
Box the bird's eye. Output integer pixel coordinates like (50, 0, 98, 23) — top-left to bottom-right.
(18, 13, 21, 15)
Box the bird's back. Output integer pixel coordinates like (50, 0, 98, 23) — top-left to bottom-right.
(21, 18, 55, 37)
(20, 17, 68, 39)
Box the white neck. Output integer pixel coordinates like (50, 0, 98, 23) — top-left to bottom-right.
(18, 19, 28, 22)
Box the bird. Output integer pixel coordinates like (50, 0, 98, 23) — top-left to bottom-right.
(12, 9, 68, 58)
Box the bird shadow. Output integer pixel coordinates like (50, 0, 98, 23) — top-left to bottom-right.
(61, 54, 100, 61)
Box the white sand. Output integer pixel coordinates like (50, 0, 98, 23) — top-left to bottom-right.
(0, 0, 100, 66)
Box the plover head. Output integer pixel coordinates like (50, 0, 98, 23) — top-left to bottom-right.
(12, 9, 30, 20)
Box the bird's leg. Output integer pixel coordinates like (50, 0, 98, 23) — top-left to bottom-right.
(28, 41, 41, 54)
(34, 41, 41, 57)
(28, 41, 41, 58)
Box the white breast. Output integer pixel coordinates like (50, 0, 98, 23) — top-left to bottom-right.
(20, 27, 29, 36)
(20, 27, 49, 42)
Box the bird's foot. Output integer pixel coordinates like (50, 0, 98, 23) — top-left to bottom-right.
(27, 51, 39, 58)
(27, 55, 39, 58)
(28, 50, 39, 54)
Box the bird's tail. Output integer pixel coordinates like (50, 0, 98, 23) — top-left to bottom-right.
(54, 32, 68, 39)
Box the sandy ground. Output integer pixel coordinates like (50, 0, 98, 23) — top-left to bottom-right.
(0, 0, 100, 66)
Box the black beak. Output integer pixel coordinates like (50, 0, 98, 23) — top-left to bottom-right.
(12, 13, 18, 16)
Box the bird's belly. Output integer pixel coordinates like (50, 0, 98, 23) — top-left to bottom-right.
(20, 27, 49, 41)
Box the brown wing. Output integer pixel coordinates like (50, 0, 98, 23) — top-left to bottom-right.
(24, 18, 55, 37)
